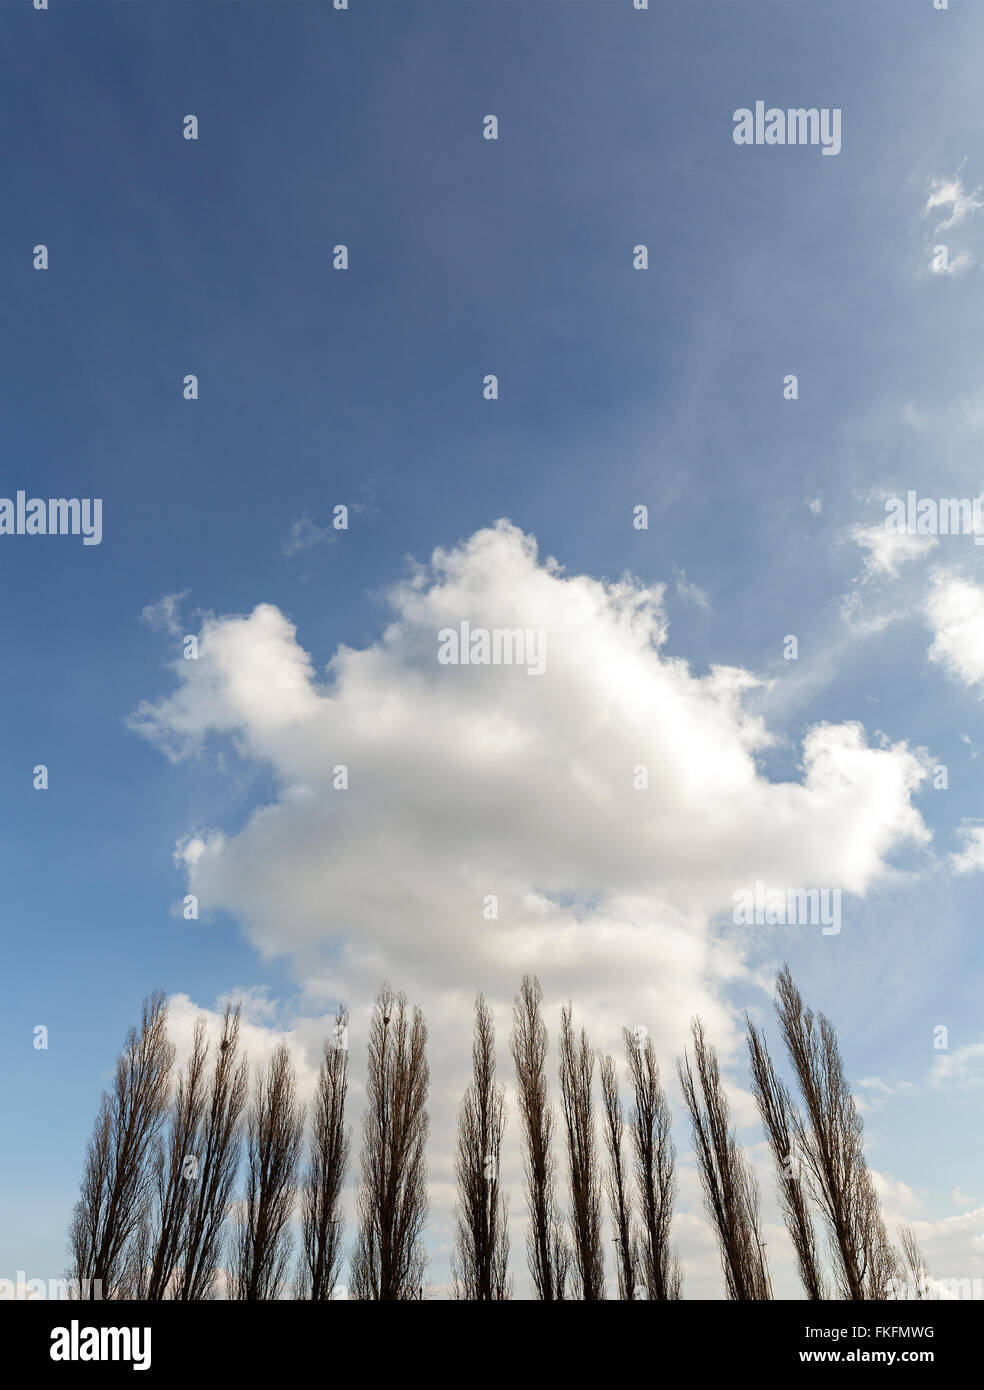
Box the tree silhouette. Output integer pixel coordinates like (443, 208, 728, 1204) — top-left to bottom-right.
(452, 993, 510, 1299)
(351, 984, 429, 1300)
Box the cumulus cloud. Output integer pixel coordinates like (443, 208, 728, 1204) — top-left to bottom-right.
(134, 521, 932, 1294)
(925, 570, 984, 693)
(135, 522, 927, 972)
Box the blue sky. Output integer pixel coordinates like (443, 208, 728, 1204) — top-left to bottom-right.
(3, 0, 984, 1297)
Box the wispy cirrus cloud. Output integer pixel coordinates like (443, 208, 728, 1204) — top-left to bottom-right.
(924, 172, 984, 233)
(281, 514, 336, 557)
(140, 590, 189, 637)
(851, 523, 938, 580)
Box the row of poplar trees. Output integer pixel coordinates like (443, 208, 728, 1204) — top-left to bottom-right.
(66, 968, 929, 1300)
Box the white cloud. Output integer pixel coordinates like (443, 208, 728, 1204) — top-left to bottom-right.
(135, 522, 928, 964)
(932, 1040, 984, 1088)
(924, 174, 984, 233)
(931, 249, 974, 277)
(922, 173, 983, 279)
(856, 1075, 915, 1113)
(673, 570, 710, 611)
(140, 591, 189, 637)
(949, 822, 984, 876)
(925, 570, 984, 693)
(851, 523, 938, 579)
(135, 521, 932, 1295)
(897, 1205, 984, 1294)
(871, 1169, 922, 1217)
(873, 1174, 984, 1296)
(282, 514, 335, 557)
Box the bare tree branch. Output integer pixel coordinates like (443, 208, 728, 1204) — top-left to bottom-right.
(678, 1018, 770, 1301)
(231, 1041, 305, 1300)
(298, 1009, 350, 1300)
(746, 1015, 826, 1301)
(351, 984, 430, 1301)
(69, 991, 175, 1300)
(509, 975, 568, 1300)
(558, 1003, 605, 1300)
(600, 1053, 635, 1299)
(452, 994, 510, 1300)
(624, 1027, 681, 1299)
(175, 1004, 248, 1300)
(774, 966, 896, 1300)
